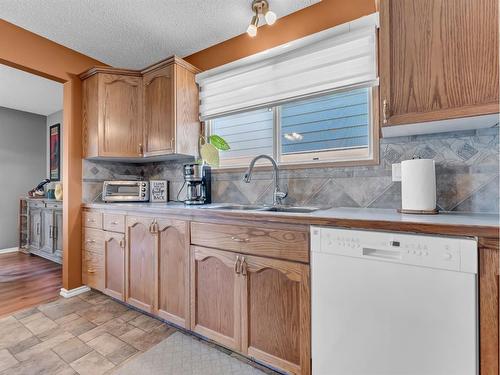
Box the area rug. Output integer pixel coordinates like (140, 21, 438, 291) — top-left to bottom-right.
(113, 331, 266, 375)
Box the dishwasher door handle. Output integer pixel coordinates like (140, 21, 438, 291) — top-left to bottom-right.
(362, 247, 402, 261)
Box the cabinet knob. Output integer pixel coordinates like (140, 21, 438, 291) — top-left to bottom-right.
(119, 238, 125, 248)
(138, 143, 143, 155)
(231, 236, 249, 243)
(240, 257, 247, 276)
(170, 138, 175, 151)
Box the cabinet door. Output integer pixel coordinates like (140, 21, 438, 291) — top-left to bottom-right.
(126, 216, 155, 312)
(191, 246, 242, 350)
(479, 238, 499, 375)
(40, 209, 54, 254)
(99, 74, 143, 157)
(104, 232, 125, 301)
(143, 65, 175, 156)
(241, 255, 311, 375)
(156, 218, 189, 327)
(379, 0, 499, 126)
(53, 209, 63, 255)
(29, 208, 41, 249)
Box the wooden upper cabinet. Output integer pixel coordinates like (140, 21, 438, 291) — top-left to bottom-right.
(126, 216, 156, 312)
(104, 232, 125, 301)
(82, 70, 143, 158)
(155, 218, 190, 328)
(190, 246, 242, 351)
(81, 56, 200, 160)
(143, 65, 174, 156)
(379, 0, 499, 127)
(241, 255, 310, 375)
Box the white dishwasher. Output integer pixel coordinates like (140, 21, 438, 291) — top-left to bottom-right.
(311, 227, 478, 375)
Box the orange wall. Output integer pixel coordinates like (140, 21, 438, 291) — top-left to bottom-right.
(0, 20, 106, 291)
(184, 0, 376, 71)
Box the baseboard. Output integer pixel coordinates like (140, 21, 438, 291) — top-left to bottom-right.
(0, 247, 18, 254)
(60, 286, 91, 298)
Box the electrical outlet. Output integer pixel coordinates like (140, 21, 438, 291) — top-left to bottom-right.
(392, 163, 402, 182)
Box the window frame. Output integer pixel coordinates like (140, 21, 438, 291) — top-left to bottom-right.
(206, 85, 380, 171)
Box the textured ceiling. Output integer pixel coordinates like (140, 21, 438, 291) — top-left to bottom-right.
(0, 64, 62, 116)
(0, 0, 320, 69)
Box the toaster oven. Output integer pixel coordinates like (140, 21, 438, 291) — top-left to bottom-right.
(102, 181, 150, 202)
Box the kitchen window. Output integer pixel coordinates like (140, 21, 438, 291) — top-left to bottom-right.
(209, 86, 376, 168)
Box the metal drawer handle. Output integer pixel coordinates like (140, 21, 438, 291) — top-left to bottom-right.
(87, 269, 96, 274)
(234, 256, 240, 274)
(111, 221, 119, 225)
(231, 236, 249, 243)
(86, 239, 96, 244)
(241, 257, 247, 276)
(87, 218, 95, 223)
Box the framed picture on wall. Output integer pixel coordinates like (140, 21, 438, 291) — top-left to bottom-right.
(49, 123, 60, 181)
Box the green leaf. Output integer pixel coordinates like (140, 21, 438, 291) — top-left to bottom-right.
(200, 143, 220, 167)
(209, 135, 230, 151)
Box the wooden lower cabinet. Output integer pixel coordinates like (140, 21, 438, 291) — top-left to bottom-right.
(104, 232, 125, 301)
(241, 255, 310, 375)
(82, 250, 105, 291)
(126, 216, 156, 312)
(191, 246, 242, 350)
(478, 238, 499, 375)
(191, 246, 311, 375)
(156, 218, 190, 328)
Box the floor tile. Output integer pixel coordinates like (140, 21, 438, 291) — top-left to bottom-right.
(1, 350, 72, 375)
(7, 335, 41, 355)
(0, 317, 33, 350)
(0, 349, 18, 372)
(87, 333, 129, 356)
(58, 315, 97, 337)
(77, 300, 128, 325)
(41, 298, 93, 321)
(52, 337, 93, 364)
(120, 324, 176, 352)
(70, 350, 115, 375)
(15, 331, 74, 361)
(117, 309, 141, 323)
(78, 318, 135, 343)
(107, 343, 138, 365)
(20, 312, 59, 335)
(128, 314, 163, 332)
(12, 307, 39, 320)
(78, 291, 109, 305)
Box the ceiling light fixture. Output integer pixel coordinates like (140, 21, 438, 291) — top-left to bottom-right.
(247, 0, 277, 37)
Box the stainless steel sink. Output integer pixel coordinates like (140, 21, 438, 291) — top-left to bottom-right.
(202, 204, 269, 211)
(203, 204, 320, 213)
(261, 206, 321, 213)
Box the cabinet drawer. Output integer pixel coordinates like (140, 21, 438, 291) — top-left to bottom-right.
(82, 250, 104, 291)
(45, 201, 62, 210)
(103, 213, 125, 233)
(29, 201, 45, 209)
(83, 210, 102, 229)
(191, 222, 309, 263)
(82, 228, 104, 254)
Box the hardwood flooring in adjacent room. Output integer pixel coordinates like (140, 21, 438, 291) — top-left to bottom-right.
(0, 251, 61, 317)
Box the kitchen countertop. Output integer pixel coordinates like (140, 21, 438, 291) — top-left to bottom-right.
(83, 202, 500, 239)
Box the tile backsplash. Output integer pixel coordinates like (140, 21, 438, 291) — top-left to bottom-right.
(83, 127, 499, 213)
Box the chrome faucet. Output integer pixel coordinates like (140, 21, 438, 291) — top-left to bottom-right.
(243, 155, 287, 206)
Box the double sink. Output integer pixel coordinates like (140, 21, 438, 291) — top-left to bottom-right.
(202, 204, 321, 213)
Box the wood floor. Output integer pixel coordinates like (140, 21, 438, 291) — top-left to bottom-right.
(0, 251, 61, 317)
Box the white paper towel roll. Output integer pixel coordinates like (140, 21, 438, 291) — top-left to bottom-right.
(401, 159, 436, 211)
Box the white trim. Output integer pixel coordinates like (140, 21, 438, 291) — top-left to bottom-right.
(0, 247, 18, 254)
(60, 286, 91, 298)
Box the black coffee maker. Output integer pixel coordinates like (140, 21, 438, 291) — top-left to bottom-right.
(183, 163, 211, 205)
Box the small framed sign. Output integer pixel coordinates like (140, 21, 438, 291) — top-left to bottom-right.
(150, 180, 168, 203)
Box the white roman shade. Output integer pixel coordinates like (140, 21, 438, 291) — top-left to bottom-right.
(196, 13, 379, 121)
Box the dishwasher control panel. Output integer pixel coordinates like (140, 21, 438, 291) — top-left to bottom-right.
(311, 227, 477, 273)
